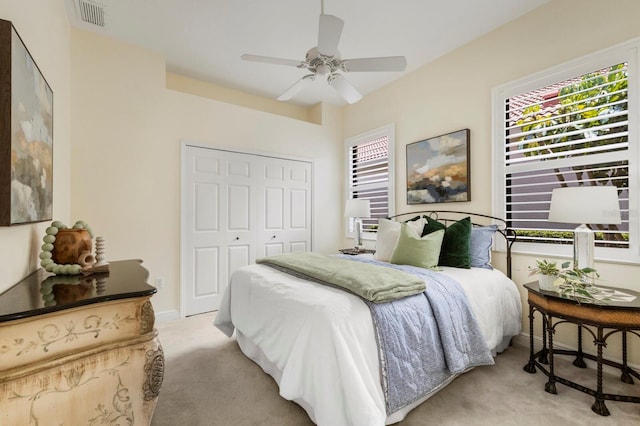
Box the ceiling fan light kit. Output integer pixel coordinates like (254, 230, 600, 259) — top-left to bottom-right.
(241, 2, 406, 104)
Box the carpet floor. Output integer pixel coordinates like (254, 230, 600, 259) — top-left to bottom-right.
(151, 312, 639, 425)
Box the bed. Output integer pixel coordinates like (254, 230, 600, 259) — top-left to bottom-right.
(214, 211, 522, 425)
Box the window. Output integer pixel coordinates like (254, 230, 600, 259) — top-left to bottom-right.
(492, 39, 639, 264)
(345, 124, 395, 238)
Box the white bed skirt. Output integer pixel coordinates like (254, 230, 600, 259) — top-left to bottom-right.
(236, 331, 514, 425)
(216, 262, 522, 426)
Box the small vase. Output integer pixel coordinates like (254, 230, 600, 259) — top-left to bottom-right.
(51, 228, 93, 265)
(538, 275, 557, 292)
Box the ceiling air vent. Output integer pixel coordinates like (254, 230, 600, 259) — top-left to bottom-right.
(76, 0, 106, 28)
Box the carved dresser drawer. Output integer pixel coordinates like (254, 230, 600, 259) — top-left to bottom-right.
(0, 259, 163, 426)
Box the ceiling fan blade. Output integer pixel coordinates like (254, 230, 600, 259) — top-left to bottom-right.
(241, 54, 305, 68)
(341, 56, 407, 72)
(317, 14, 344, 57)
(329, 75, 362, 104)
(277, 75, 314, 101)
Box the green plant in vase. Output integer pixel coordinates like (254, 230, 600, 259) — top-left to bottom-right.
(529, 259, 561, 276)
(528, 259, 561, 291)
(529, 259, 604, 303)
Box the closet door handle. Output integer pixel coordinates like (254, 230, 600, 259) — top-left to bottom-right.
(271, 235, 277, 239)
(234, 237, 239, 241)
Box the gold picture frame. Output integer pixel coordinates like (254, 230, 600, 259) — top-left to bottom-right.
(406, 129, 470, 204)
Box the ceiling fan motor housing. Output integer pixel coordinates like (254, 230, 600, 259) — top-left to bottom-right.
(305, 47, 341, 75)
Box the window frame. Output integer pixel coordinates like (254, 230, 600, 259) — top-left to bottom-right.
(492, 38, 640, 264)
(345, 123, 396, 240)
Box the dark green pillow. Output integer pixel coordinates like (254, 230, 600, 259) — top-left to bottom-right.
(423, 216, 472, 268)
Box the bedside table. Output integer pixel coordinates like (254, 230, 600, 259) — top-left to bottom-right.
(522, 281, 640, 416)
(339, 248, 375, 255)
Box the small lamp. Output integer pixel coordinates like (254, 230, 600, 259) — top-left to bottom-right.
(344, 199, 371, 248)
(548, 186, 621, 275)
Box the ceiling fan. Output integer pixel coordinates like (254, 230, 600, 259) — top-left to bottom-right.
(241, 1, 407, 104)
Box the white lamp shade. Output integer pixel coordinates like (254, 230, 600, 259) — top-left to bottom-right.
(548, 186, 621, 225)
(344, 199, 371, 218)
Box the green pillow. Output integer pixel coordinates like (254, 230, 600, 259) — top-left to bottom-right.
(423, 216, 472, 268)
(389, 224, 444, 269)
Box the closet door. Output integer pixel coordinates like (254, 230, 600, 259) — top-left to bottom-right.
(183, 145, 312, 315)
(184, 148, 257, 315)
(257, 157, 312, 257)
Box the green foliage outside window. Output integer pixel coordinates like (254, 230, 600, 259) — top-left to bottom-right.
(514, 63, 628, 245)
(515, 229, 629, 244)
(517, 63, 628, 177)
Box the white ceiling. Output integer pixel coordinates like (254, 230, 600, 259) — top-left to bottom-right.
(64, 0, 549, 106)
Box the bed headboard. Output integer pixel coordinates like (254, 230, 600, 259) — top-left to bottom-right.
(387, 210, 517, 278)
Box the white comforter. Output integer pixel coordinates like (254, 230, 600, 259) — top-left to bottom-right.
(214, 261, 522, 426)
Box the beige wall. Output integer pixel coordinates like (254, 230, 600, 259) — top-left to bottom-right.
(0, 1, 71, 294)
(343, 0, 640, 362)
(166, 72, 317, 123)
(70, 29, 344, 316)
(2, 0, 640, 363)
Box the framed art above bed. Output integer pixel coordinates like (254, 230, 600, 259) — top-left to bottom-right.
(406, 129, 470, 205)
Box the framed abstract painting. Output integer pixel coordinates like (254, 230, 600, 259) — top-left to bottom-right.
(406, 129, 470, 204)
(0, 19, 53, 225)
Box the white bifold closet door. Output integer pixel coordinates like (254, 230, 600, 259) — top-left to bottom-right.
(183, 145, 312, 316)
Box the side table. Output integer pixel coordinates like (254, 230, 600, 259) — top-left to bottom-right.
(339, 248, 375, 255)
(523, 281, 640, 416)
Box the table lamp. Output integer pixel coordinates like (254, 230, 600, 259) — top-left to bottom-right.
(548, 186, 621, 273)
(344, 199, 371, 248)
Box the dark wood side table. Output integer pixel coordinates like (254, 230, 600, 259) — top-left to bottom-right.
(0, 259, 163, 425)
(523, 281, 640, 416)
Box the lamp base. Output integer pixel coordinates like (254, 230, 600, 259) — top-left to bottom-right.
(574, 223, 594, 282)
(353, 217, 363, 248)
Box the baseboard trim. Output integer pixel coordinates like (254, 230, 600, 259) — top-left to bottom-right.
(511, 334, 529, 349)
(155, 309, 181, 322)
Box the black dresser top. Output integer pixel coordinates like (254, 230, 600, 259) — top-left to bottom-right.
(0, 259, 156, 322)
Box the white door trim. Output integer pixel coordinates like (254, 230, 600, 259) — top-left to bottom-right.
(182, 140, 313, 164)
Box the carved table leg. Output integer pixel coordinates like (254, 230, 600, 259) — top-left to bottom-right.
(544, 315, 557, 395)
(523, 304, 537, 374)
(620, 330, 634, 384)
(538, 312, 549, 365)
(573, 324, 587, 368)
(591, 326, 610, 416)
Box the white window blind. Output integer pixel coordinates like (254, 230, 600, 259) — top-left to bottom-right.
(346, 124, 395, 235)
(492, 39, 639, 264)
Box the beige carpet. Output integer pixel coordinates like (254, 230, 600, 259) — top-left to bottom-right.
(151, 312, 639, 425)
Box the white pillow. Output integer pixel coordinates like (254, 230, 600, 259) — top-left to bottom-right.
(374, 217, 426, 262)
(374, 219, 401, 261)
(406, 216, 427, 236)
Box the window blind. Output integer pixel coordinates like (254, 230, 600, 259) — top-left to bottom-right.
(349, 136, 389, 231)
(503, 62, 630, 249)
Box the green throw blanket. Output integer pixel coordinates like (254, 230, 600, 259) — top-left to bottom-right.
(256, 252, 425, 303)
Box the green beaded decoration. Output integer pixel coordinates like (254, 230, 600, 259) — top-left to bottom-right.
(39, 220, 94, 275)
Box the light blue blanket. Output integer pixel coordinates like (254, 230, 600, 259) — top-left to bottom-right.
(338, 255, 494, 414)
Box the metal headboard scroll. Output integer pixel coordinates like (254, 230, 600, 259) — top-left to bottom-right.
(387, 211, 517, 278)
